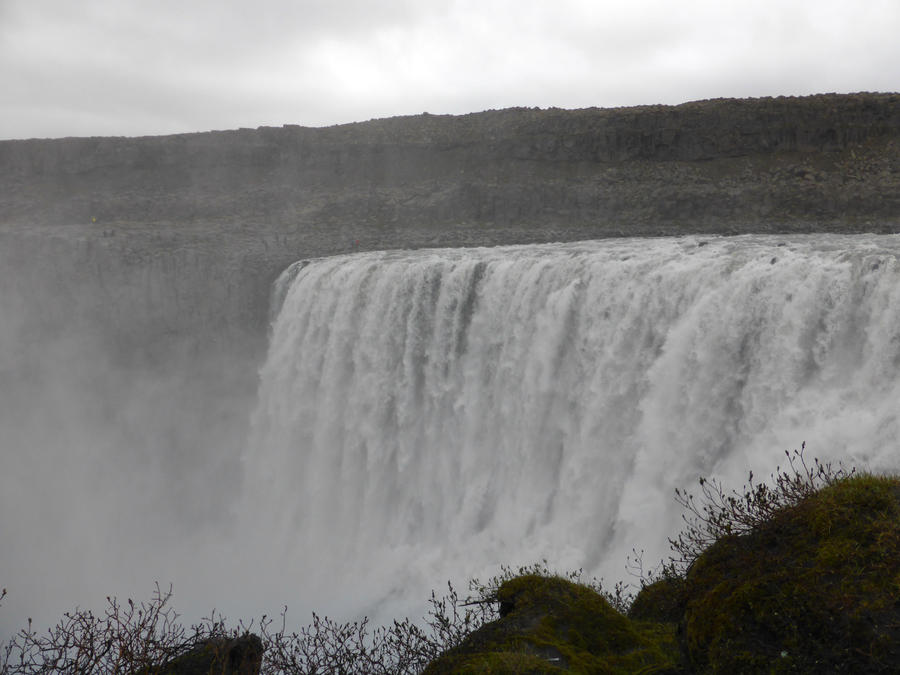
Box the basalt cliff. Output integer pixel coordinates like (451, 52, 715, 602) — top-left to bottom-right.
(2, 93, 898, 347)
(4, 93, 899, 238)
(2, 93, 899, 335)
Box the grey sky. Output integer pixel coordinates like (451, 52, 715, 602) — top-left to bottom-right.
(1, 0, 898, 140)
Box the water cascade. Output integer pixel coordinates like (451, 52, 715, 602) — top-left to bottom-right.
(243, 234, 900, 621)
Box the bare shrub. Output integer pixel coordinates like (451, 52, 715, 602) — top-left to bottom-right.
(258, 576, 499, 674)
(0, 584, 244, 674)
(0, 577, 500, 674)
(666, 443, 852, 575)
(2, 561, 611, 674)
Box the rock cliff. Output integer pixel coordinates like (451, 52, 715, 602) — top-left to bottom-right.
(2, 93, 899, 242)
(1, 93, 897, 323)
(2, 93, 897, 346)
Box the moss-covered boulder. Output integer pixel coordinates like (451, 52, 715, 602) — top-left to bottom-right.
(680, 474, 900, 673)
(424, 469, 900, 673)
(424, 574, 681, 674)
(627, 577, 685, 624)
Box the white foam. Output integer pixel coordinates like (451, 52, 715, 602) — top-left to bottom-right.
(237, 234, 900, 623)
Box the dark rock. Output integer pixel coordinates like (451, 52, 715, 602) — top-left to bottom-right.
(148, 634, 263, 675)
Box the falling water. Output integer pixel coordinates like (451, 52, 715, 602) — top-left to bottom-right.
(242, 234, 900, 621)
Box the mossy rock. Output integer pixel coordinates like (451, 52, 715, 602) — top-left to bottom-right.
(424, 574, 682, 674)
(628, 577, 686, 624)
(681, 474, 900, 673)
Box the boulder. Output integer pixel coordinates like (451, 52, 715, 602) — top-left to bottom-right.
(680, 474, 900, 673)
(148, 634, 263, 675)
(424, 575, 681, 674)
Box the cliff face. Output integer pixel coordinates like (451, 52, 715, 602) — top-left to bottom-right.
(2, 93, 899, 239)
(2, 93, 897, 347)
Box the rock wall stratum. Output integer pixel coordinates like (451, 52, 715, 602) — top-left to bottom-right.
(2, 93, 899, 343)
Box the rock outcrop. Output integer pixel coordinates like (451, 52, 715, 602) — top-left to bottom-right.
(676, 474, 900, 673)
(425, 473, 900, 673)
(424, 575, 681, 674)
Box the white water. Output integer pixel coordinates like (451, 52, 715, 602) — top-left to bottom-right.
(241, 234, 900, 622)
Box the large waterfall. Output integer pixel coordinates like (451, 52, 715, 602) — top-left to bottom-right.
(241, 234, 900, 622)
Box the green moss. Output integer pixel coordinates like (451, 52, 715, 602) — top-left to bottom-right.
(425, 575, 682, 674)
(628, 578, 685, 624)
(681, 474, 900, 673)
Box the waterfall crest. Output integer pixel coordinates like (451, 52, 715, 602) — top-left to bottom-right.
(245, 235, 900, 620)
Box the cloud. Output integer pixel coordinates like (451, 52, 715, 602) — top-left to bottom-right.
(1, 0, 899, 139)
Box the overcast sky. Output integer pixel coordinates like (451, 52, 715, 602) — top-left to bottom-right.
(1, 0, 898, 140)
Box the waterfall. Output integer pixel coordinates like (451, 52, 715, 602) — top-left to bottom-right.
(242, 234, 900, 621)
